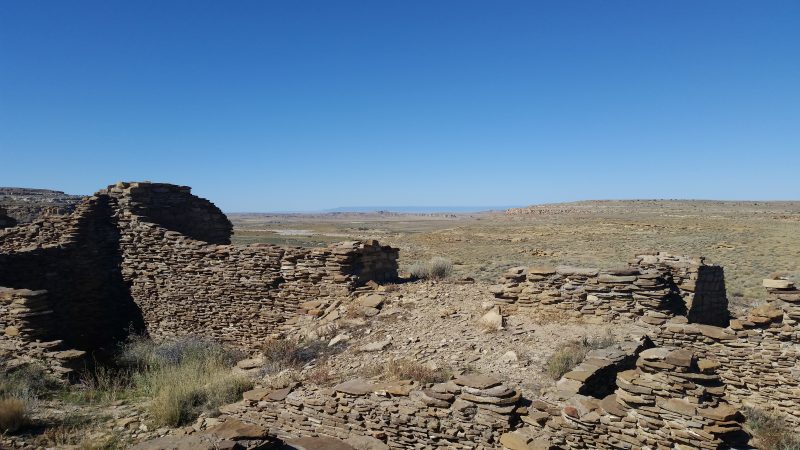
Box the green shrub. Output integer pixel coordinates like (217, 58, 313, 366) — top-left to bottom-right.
(744, 407, 800, 450)
(409, 257, 454, 280)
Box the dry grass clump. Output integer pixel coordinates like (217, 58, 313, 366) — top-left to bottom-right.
(305, 363, 340, 387)
(141, 360, 251, 426)
(545, 335, 617, 380)
(71, 365, 132, 405)
(32, 412, 123, 449)
(260, 337, 342, 376)
(0, 363, 59, 402)
(0, 397, 27, 433)
(366, 358, 452, 384)
(116, 335, 252, 427)
(744, 407, 800, 450)
(409, 257, 453, 280)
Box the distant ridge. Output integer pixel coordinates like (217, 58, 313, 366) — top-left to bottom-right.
(325, 206, 516, 213)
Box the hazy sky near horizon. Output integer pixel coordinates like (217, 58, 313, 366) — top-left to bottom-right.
(1, 1, 799, 211)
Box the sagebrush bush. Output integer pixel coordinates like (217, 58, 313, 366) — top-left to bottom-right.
(117, 335, 251, 427)
(744, 407, 800, 450)
(119, 335, 242, 369)
(409, 257, 454, 280)
(383, 359, 452, 384)
(0, 397, 27, 433)
(545, 335, 616, 380)
(427, 257, 454, 279)
(0, 363, 59, 402)
(72, 364, 133, 405)
(260, 338, 335, 376)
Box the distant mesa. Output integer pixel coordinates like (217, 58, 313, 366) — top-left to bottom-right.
(0, 187, 84, 224)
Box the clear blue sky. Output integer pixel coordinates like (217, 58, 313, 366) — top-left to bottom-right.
(1, 1, 798, 211)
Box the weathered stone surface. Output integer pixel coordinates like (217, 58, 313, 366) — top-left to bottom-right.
(130, 435, 241, 450)
(343, 435, 389, 450)
(207, 419, 269, 440)
(358, 294, 384, 309)
(333, 379, 374, 396)
(499, 431, 532, 450)
(287, 437, 357, 450)
(453, 374, 501, 389)
(763, 278, 794, 289)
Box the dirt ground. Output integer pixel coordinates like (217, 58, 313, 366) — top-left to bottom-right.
(230, 200, 800, 314)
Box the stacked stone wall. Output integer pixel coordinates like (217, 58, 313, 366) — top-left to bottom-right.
(229, 375, 521, 449)
(0, 195, 145, 352)
(491, 252, 728, 326)
(518, 348, 746, 449)
(0, 181, 399, 354)
(0, 287, 87, 379)
(105, 182, 232, 244)
(655, 280, 800, 425)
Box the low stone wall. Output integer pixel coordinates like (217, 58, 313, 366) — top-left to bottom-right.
(490, 252, 728, 326)
(230, 375, 521, 449)
(0, 182, 399, 353)
(517, 347, 746, 450)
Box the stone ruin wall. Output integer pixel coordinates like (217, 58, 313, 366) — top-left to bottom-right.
(491, 252, 728, 327)
(490, 253, 800, 433)
(227, 375, 522, 449)
(655, 281, 800, 426)
(518, 346, 748, 450)
(221, 344, 748, 450)
(0, 182, 399, 366)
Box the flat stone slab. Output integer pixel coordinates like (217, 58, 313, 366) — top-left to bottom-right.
(359, 337, 391, 352)
(453, 374, 501, 389)
(599, 394, 629, 417)
(287, 437, 357, 450)
(334, 379, 375, 396)
(528, 266, 556, 275)
(344, 436, 389, 450)
(267, 386, 294, 402)
(556, 266, 599, 277)
(242, 388, 270, 402)
(130, 435, 238, 450)
(359, 294, 384, 308)
(207, 419, 269, 440)
(763, 279, 795, 289)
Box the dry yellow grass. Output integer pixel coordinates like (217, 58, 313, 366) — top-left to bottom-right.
(230, 201, 800, 312)
(0, 397, 27, 433)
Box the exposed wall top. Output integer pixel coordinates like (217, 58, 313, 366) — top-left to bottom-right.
(100, 181, 233, 244)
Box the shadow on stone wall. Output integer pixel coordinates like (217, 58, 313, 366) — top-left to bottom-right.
(0, 196, 145, 355)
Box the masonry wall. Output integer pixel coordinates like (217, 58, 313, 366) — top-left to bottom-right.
(491, 252, 728, 326)
(0, 181, 399, 354)
(0, 287, 87, 379)
(519, 348, 747, 450)
(0, 195, 145, 352)
(229, 376, 521, 449)
(655, 281, 800, 426)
